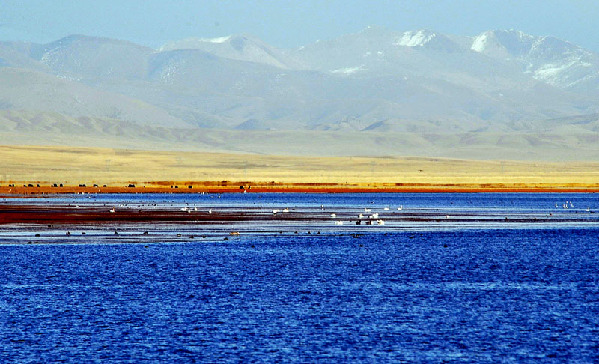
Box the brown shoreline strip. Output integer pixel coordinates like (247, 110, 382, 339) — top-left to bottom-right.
(1, 202, 596, 227)
(0, 206, 241, 225)
(1, 183, 599, 196)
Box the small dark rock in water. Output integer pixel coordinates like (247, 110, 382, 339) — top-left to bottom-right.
(66, 231, 70, 236)
(114, 231, 118, 235)
(224, 237, 228, 241)
(444, 244, 448, 248)
(35, 234, 40, 237)
(143, 231, 148, 235)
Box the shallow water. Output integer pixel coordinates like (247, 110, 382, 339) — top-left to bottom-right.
(1, 193, 599, 362)
(1, 192, 598, 244)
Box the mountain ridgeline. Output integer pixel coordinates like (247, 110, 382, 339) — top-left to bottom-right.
(1, 28, 598, 160)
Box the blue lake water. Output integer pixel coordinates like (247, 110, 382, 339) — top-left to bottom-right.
(1, 193, 599, 362)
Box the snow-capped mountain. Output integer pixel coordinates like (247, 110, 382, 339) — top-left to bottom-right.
(471, 30, 599, 90)
(395, 29, 466, 52)
(291, 26, 531, 91)
(159, 34, 303, 69)
(1, 28, 599, 159)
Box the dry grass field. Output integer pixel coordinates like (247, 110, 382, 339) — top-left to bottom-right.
(1, 145, 598, 191)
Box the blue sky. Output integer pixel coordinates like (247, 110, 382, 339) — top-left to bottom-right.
(1, 0, 598, 52)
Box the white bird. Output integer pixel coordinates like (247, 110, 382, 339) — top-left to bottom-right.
(364, 208, 371, 212)
(397, 205, 403, 211)
(376, 219, 385, 225)
(330, 213, 336, 218)
(383, 206, 390, 211)
(109, 208, 116, 213)
(334, 221, 344, 225)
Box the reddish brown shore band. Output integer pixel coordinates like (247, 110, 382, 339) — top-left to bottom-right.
(1, 183, 599, 196)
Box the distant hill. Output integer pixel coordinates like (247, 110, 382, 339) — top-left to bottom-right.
(1, 28, 599, 160)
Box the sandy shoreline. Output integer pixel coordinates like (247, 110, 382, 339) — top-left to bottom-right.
(1, 182, 599, 196)
(2, 145, 599, 191)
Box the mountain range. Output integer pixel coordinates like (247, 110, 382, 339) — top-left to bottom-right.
(1, 27, 598, 160)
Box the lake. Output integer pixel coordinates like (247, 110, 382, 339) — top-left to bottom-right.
(1, 193, 598, 362)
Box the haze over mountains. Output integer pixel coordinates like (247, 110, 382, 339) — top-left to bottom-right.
(1, 27, 598, 160)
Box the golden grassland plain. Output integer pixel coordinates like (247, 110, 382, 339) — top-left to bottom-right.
(1, 145, 599, 192)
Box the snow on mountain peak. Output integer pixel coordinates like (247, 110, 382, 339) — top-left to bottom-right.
(396, 30, 438, 47)
(470, 30, 599, 89)
(471, 30, 536, 57)
(158, 34, 302, 70)
(200, 36, 231, 44)
(159, 36, 233, 51)
(394, 30, 462, 52)
(470, 33, 490, 53)
(331, 65, 366, 75)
